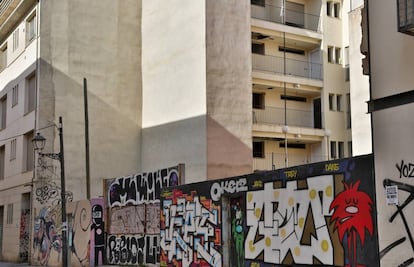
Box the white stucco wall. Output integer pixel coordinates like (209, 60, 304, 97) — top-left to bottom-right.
(141, 0, 207, 182)
(348, 7, 371, 156)
(141, 0, 207, 128)
(367, 0, 414, 265)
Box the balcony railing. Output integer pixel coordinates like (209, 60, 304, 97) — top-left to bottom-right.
(251, 3, 321, 32)
(253, 106, 314, 128)
(397, 0, 414, 35)
(253, 152, 327, 171)
(252, 54, 323, 80)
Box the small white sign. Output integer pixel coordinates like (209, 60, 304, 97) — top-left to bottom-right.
(385, 185, 398, 205)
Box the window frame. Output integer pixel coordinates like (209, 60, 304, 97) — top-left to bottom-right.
(10, 138, 16, 161)
(26, 12, 37, 44)
(253, 141, 265, 158)
(12, 84, 18, 107)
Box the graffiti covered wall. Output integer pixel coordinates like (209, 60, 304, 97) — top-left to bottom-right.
(377, 160, 414, 267)
(160, 155, 379, 267)
(105, 165, 182, 266)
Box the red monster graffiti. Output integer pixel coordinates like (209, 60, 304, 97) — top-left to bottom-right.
(329, 181, 373, 267)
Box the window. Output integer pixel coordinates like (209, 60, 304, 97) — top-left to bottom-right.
(25, 73, 36, 113)
(6, 203, 13, 224)
(335, 47, 341, 64)
(336, 94, 342, 111)
(253, 141, 265, 158)
(346, 94, 351, 128)
(0, 96, 6, 130)
(24, 131, 34, 172)
(330, 141, 337, 159)
(397, 0, 414, 35)
(26, 13, 36, 43)
(12, 84, 18, 107)
(12, 28, 19, 51)
(329, 94, 335, 111)
(10, 139, 16, 161)
(328, 46, 334, 63)
(0, 145, 4, 180)
(338, 141, 344, 158)
(252, 43, 265, 55)
(327, 1, 332, 16)
(334, 2, 340, 18)
(251, 0, 265, 7)
(253, 93, 265, 109)
(0, 45, 6, 72)
(348, 141, 352, 157)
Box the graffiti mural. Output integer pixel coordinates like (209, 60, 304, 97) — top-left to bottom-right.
(33, 206, 63, 266)
(230, 197, 245, 267)
(19, 209, 30, 261)
(160, 155, 379, 267)
(105, 165, 183, 266)
(110, 205, 145, 234)
(330, 181, 374, 267)
(106, 234, 160, 265)
(160, 192, 222, 266)
(90, 198, 105, 266)
(107, 167, 180, 207)
(67, 200, 91, 267)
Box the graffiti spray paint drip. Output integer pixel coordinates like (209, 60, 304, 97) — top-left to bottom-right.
(330, 181, 373, 267)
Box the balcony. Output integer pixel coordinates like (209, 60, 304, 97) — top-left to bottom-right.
(253, 152, 327, 171)
(253, 106, 315, 128)
(252, 53, 323, 81)
(251, 3, 321, 32)
(397, 0, 414, 35)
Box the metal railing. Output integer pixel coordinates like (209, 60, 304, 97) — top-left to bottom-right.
(253, 152, 328, 171)
(0, 0, 14, 18)
(251, 3, 321, 32)
(253, 106, 314, 128)
(252, 54, 323, 80)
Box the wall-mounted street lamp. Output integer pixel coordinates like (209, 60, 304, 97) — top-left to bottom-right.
(32, 116, 67, 267)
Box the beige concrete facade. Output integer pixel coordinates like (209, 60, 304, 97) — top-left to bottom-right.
(364, 0, 414, 265)
(0, 0, 372, 264)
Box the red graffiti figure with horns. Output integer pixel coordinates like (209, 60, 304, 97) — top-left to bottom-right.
(329, 180, 373, 267)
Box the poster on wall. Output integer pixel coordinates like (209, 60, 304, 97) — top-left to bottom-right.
(160, 155, 379, 267)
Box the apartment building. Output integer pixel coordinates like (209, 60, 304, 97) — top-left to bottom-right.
(0, 0, 366, 264)
(363, 0, 414, 265)
(0, 0, 142, 262)
(250, 0, 352, 171)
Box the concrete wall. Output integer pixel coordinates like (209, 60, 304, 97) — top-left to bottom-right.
(348, 7, 371, 156)
(366, 0, 414, 265)
(140, 0, 207, 183)
(206, 0, 252, 180)
(160, 155, 379, 267)
(141, 0, 253, 182)
(37, 0, 142, 200)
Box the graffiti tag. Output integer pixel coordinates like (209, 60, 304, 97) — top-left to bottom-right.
(108, 168, 179, 207)
(210, 177, 248, 201)
(395, 160, 414, 178)
(107, 234, 160, 265)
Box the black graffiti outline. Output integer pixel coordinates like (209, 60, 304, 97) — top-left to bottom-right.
(382, 179, 414, 266)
